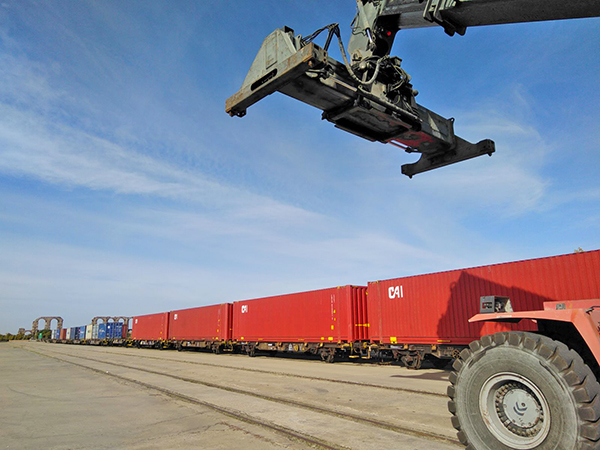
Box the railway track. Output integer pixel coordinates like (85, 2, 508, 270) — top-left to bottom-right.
(76, 345, 448, 398)
(25, 343, 460, 449)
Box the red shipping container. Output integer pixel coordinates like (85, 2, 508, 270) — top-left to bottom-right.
(368, 250, 600, 345)
(131, 312, 169, 341)
(59, 328, 67, 340)
(169, 303, 233, 341)
(232, 285, 368, 343)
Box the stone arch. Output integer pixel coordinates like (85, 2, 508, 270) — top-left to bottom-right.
(111, 316, 132, 327)
(91, 316, 111, 326)
(31, 317, 63, 338)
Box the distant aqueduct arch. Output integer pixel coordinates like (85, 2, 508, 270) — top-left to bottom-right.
(90, 316, 132, 326)
(113, 316, 132, 327)
(30, 316, 132, 338)
(31, 317, 63, 338)
(90, 316, 110, 326)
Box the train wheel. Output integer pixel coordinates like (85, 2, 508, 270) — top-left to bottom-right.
(401, 351, 423, 370)
(320, 349, 335, 363)
(448, 331, 600, 449)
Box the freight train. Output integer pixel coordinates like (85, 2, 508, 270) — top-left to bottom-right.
(50, 250, 600, 369)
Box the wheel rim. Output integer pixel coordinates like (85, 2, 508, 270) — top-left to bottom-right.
(479, 372, 551, 449)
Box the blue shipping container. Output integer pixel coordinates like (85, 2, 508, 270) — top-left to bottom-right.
(105, 322, 123, 339)
(115, 323, 123, 339)
(98, 323, 107, 340)
(106, 323, 114, 339)
(79, 326, 86, 339)
(70, 327, 78, 340)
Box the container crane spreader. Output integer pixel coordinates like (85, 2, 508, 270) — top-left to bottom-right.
(226, 0, 599, 177)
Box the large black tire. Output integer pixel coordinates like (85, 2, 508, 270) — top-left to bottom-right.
(448, 331, 600, 450)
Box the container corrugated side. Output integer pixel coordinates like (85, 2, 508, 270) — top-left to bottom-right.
(131, 312, 170, 341)
(368, 250, 600, 345)
(98, 323, 107, 340)
(232, 285, 368, 343)
(85, 325, 93, 340)
(169, 303, 232, 341)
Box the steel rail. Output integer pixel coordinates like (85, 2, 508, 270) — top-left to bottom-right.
(31, 346, 459, 447)
(23, 346, 346, 450)
(82, 346, 448, 398)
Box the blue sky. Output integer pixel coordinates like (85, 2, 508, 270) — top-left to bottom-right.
(1, 1, 598, 333)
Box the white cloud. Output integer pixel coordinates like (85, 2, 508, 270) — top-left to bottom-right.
(0, 52, 65, 109)
(404, 103, 551, 218)
(0, 99, 342, 245)
(0, 104, 211, 197)
(0, 238, 226, 330)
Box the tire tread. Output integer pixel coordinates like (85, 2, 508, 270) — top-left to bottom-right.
(447, 331, 600, 449)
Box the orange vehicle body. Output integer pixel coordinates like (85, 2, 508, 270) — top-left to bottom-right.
(469, 299, 600, 366)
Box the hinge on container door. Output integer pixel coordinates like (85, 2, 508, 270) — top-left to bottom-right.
(422, 0, 466, 36)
